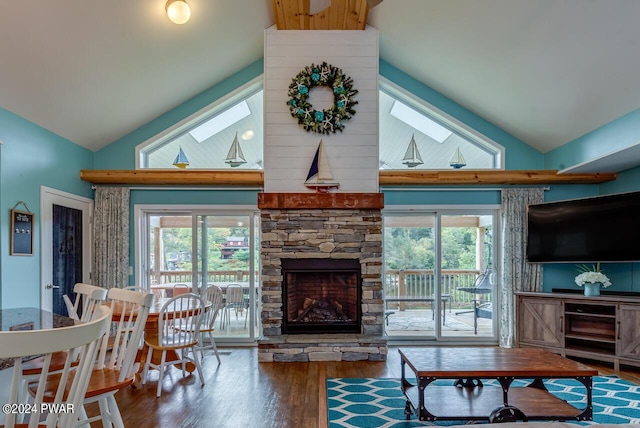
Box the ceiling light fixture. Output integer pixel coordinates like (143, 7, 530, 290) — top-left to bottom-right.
(166, 0, 191, 25)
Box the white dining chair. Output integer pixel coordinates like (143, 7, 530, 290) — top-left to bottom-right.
(193, 285, 224, 363)
(32, 288, 154, 428)
(62, 282, 109, 321)
(142, 293, 206, 397)
(20, 283, 108, 407)
(2, 305, 111, 428)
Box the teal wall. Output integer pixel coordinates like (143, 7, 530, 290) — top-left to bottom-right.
(545, 108, 640, 172)
(94, 60, 265, 170)
(380, 60, 544, 171)
(541, 108, 640, 294)
(0, 108, 93, 308)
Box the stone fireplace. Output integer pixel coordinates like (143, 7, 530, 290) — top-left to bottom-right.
(257, 193, 387, 362)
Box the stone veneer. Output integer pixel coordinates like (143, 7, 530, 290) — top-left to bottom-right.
(257, 193, 387, 362)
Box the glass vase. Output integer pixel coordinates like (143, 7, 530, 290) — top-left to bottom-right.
(584, 283, 601, 296)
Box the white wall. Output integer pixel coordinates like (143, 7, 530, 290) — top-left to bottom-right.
(263, 25, 379, 193)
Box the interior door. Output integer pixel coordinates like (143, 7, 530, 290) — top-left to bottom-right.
(41, 187, 93, 314)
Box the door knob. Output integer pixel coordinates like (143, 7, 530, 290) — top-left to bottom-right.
(45, 283, 60, 289)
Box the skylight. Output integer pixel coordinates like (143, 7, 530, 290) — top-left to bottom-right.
(390, 100, 452, 143)
(189, 101, 251, 143)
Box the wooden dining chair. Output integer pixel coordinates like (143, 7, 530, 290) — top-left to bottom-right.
(20, 283, 108, 406)
(2, 305, 111, 428)
(32, 288, 154, 428)
(62, 282, 109, 321)
(193, 285, 224, 364)
(141, 293, 206, 397)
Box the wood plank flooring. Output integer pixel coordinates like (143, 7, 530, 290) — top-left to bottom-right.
(97, 347, 640, 428)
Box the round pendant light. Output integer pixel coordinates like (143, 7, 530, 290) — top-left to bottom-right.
(166, 0, 191, 25)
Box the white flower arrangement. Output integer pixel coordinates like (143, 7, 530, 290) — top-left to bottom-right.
(574, 263, 612, 288)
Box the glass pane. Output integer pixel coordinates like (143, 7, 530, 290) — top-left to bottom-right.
(440, 215, 495, 338)
(383, 214, 436, 337)
(199, 214, 252, 340)
(147, 215, 195, 294)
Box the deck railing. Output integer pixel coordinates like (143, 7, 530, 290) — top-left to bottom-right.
(155, 268, 488, 309)
(156, 270, 254, 284)
(384, 269, 489, 310)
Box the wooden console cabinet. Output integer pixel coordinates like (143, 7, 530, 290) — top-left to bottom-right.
(516, 292, 640, 371)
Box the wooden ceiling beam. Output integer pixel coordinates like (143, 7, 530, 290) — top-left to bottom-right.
(81, 169, 615, 186)
(273, 0, 369, 30)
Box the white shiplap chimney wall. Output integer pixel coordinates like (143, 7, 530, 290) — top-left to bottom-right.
(263, 25, 379, 192)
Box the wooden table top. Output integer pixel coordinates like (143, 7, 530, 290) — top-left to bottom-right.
(398, 347, 598, 378)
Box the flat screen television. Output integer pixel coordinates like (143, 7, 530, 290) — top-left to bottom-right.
(526, 191, 640, 263)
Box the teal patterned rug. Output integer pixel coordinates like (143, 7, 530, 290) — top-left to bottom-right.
(327, 376, 640, 428)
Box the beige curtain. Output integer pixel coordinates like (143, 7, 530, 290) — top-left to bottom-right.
(93, 186, 130, 289)
(499, 187, 544, 347)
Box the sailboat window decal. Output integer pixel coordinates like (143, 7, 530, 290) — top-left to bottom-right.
(172, 146, 190, 168)
(304, 139, 339, 192)
(225, 132, 247, 167)
(402, 134, 423, 168)
(450, 147, 466, 169)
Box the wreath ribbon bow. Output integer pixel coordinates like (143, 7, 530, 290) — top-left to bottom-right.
(287, 61, 358, 134)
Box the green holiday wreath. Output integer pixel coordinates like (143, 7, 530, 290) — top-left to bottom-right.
(287, 61, 358, 134)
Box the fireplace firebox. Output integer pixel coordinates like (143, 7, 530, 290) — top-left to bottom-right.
(282, 259, 362, 334)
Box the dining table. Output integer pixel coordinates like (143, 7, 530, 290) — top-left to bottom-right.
(0, 307, 76, 370)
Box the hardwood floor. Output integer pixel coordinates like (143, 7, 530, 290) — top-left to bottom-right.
(101, 346, 640, 428)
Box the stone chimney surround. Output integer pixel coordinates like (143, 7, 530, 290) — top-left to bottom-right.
(258, 193, 388, 362)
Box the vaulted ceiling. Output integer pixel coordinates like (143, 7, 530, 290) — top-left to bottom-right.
(1, 0, 639, 163)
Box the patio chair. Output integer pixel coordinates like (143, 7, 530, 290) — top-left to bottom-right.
(222, 283, 247, 330)
(455, 266, 494, 334)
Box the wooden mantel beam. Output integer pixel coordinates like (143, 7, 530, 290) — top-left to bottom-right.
(80, 169, 615, 186)
(379, 170, 616, 185)
(80, 170, 264, 186)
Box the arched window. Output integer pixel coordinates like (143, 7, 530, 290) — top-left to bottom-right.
(136, 78, 264, 170)
(379, 78, 503, 170)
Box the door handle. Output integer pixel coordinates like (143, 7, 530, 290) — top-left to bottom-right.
(45, 283, 60, 289)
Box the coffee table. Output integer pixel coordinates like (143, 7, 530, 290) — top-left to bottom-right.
(398, 347, 598, 423)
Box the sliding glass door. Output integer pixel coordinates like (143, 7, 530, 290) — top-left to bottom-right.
(140, 209, 260, 342)
(383, 210, 497, 341)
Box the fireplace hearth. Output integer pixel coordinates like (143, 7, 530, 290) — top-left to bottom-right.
(282, 259, 361, 334)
